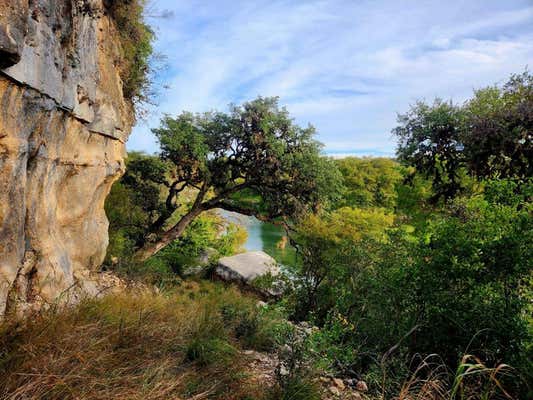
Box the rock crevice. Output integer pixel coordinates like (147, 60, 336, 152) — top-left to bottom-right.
(0, 0, 133, 316)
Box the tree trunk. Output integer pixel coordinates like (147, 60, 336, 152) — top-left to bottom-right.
(134, 206, 204, 261)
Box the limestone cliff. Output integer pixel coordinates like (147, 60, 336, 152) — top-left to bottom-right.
(0, 0, 134, 315)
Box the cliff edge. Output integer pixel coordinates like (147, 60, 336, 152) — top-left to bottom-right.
(0, 0, 134, 315)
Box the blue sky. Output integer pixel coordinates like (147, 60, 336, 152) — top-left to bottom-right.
(128, 0, 533, 156)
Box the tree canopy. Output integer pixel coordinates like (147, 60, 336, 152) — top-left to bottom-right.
(393, 70, 533, 201)
(334, 157, 403, 209)
(131, 97, 342, 260)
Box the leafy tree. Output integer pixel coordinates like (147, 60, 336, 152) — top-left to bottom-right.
(105, 152, 247, 274)
(290, 207, 395, 321)
(133, 97, 342, 260)
(334, 157, 403, 209)
(462, 71, 533, 180)
(393, 99, 465, 202)
(393, 71, 533, 201)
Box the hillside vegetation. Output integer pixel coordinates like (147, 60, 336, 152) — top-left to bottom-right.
(0, 54, 530, 399)
(108, 0, 156, 111)
(106, 71, 532, 399)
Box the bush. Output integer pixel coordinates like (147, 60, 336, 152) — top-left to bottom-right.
(107, 0, 155, 109)
(290, 185, 532, 398)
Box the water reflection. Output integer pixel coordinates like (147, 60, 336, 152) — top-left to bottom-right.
(219, 210, 296, 266)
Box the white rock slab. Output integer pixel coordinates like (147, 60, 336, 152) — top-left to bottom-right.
(216, 251, 279, 284)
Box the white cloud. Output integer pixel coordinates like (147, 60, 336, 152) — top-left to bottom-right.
(128, 0, 533, 155)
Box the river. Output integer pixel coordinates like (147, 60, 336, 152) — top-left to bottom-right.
(220, 210, 297, 266)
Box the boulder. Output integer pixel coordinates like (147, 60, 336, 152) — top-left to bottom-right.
(215, 251, 282, 296)
(216, 251, 279, 283)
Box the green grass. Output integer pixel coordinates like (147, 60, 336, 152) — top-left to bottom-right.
(267, 376, 322, 400)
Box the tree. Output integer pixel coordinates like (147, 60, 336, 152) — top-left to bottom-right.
(334, 157, 403, 209)
(291, 206, 395, 321)
(462, 71, 533, 180)
(393, 99, 464, 202)
(133, 97, 342, 260)
(393, 70, 533, 201)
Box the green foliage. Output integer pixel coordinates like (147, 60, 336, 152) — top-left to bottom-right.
(394, 70, 533, 201)
(152, 97, 343, 220)
(130, 97, 343, 259)
(292, 187, 531, 397)
(105, 152, 247, 280)
(149, 212, 246, 276)
(289, 207, 394, 321)
(104, 151, 173, 268)
(394, 99, 465, 201)
(104, 179, 148, 263)
(413, 196, 532, 366)
(395, 166, 435, 228)
(462, 71, 533, 180)
(482, 178, 533, 209)
(331, 156, 435, 232)
(335, 157, 403, 209)
(108, 0, 155, 107)
(216, 223, 248, 256)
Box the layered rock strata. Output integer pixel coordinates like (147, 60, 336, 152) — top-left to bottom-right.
(0, 0, 133, 315)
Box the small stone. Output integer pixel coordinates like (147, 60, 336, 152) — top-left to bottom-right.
(319, 376, 330, 383)
(345, 378, 357, 388)
(279, 344, 292, 356)
(329, 386, 341, 396)
(355, 380, 368, 392)
(333, 378, 345, 390)
(279, 365, 289, 376)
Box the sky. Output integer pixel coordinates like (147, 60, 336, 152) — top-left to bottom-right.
(128, 0, 533, 156)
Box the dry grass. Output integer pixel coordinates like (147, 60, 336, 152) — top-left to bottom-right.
(393, 354, 515, 400)
(0, 281, 268, 400)
(0, 281, 518, 400)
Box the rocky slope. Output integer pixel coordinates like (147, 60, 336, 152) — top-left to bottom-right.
(0, 0, 134, 315)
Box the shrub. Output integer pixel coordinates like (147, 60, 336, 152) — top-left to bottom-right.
(107, 0, 155, 109)
(291, 184, 532, 398)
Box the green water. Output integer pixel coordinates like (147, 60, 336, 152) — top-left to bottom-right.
(220, 211, 297, 266)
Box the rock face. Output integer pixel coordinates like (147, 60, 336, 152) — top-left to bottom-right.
(0, 1, 133, 315)
(216, 251, 279, 284)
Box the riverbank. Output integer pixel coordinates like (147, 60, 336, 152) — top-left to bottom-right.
(219, 210, 297, 267)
